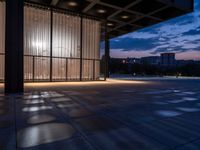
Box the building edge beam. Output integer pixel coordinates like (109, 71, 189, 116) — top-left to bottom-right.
(5, 0, 24, 93)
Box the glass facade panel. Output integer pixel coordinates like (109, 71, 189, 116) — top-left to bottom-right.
(82, 18, 100, 60)
(24, 6, 51, 81)
(34, 57, 50, 80)
(0, 3, 101, 82)
(82, 18, 101, 80)
(0, 2, 5, 81)
(24, 56, 33, 81)
(67, 59, 80, 80)
(0, 55, 4, 81)
(52, 58, 66, 80)
(82, 60, 94, 80)
(95, 60, 100, 80)
(53, 12, 81, 58)
(52, 12, 81, 80)
(24, 6, 51, 56)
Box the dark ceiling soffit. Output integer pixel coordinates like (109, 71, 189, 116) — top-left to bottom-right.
(1, 0, 194, 39)
(24, 0, 106, 22)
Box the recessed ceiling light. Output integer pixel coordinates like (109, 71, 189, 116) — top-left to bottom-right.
(67, 1, 78, 7)
(97, 9, 106, 13)
(107, 23, 114, 26)
(121, 15, 129, 19)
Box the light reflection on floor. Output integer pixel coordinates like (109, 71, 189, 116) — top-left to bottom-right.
(57, 103, 79, 108)
(182, 97, 198, 101)
(17, 123, 75, 148)
(22, 106, 53, 112)
(176, 107, 200, 112)
(27, 114, 55, 124)
(24, 99, 45, 104)
(0, 79, 200, 149)
(156, 110, 182, 117)
(23, 95, 41, 99)
(167, 99, 185, 104)
(51, 97, 72, 102)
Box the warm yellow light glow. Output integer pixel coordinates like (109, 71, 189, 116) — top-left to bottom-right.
(24, 79, 148, 88)
(22, 106, 53, 112)
(106, 79, 148, 84)
(121, 15, 129, 19)
(107, 23, 114, 26)
(67, 1, 78, 7)
(0, 83, 4, 89)
(97, 9, 106, 13)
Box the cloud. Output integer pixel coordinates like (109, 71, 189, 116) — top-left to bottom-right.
(184, 28, 200, 35)
(110, 0, 200, 59)
(110, 37, 158, 51)
(120, 31, 158, 39)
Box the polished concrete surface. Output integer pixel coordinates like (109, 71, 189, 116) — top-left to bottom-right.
(0, 78, 200, 150)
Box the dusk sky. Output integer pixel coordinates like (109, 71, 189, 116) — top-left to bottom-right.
(107, 0, 200, 60)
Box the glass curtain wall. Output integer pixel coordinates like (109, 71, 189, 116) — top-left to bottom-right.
(0, 2, 5, 82)
(52, 12, 81, 80)
(82, 18, 101, 80)
(0, 3, 101, 82)
(24, 6, 51, 81)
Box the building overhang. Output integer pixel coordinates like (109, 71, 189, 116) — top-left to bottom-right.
(21, 0, 195, 38)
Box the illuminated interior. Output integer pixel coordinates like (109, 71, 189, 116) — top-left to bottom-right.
(0, 2, 101, 82)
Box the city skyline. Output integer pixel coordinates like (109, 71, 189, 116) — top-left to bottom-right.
(107, 0, 200, 60)
(120, 52, 200, 61)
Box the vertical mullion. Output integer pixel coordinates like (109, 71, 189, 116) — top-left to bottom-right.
(104, 20, 107, 81)
(50, 8, 53, 81)
(93, 59, 95, 80)
(80, 16, 83, 81)
(33, 56, 35, 82)
(66, 58, 68, 81)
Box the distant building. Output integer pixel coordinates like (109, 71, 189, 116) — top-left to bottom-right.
(160, 53, 176, 66)
(110, 58, 127, 64)
(176, 60, 193, 66)
(126, 58, 141, 64)
(176, 60, 200, 66)
(141, 56, 160, 65)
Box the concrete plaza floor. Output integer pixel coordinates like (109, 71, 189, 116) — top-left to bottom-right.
(0, 78, 200, 150)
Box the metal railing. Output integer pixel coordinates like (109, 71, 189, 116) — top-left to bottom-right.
(0, 53, 103, 82)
